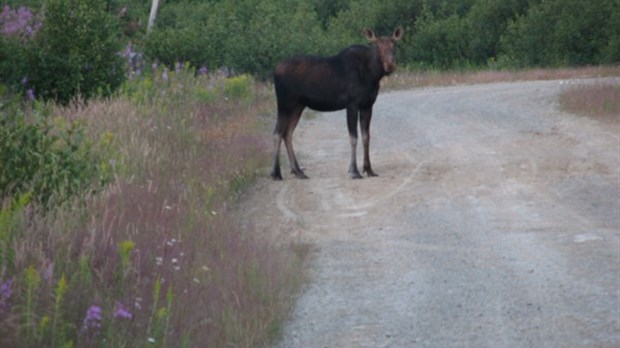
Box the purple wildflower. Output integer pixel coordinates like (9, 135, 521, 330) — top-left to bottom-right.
(219, 66, 230, 78)
(123, 44, 133, 60)
(175, 61, 183, 74)
(114, 302, 133, 319)
(152, 62, 158, 72)
(21, 76, 28, 85)
(82, 305, 102, 331)
(43, 261, 54, 284)
(0, 279, 12, 310)
(26, 88, 35, 101)
(0, 6, 41, 39)
(162, 68, 169, 81)
(199, 66, 208, 76)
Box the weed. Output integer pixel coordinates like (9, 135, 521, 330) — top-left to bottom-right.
(0, 68, 306, 347)
(51, 274, 68, 347)
(559, 83, 620, 121)
(24, 265, 40, 343)
(383, 66, 620, 90)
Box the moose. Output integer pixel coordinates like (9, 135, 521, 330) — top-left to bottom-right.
(271, 27, 404, 180)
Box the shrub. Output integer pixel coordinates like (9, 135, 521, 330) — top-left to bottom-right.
(27, 0, 125, 104)
(499, 0, 618, 67)
(145, 0, 327, 78)
(0, 105, 112, 206)
(410, 13, 470, 69)
(0, 5, 41, 97)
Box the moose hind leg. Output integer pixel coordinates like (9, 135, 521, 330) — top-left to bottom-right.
(284, 107, 308, 179)
(271, 132, 284, 180)
(271, 115, 288, 180)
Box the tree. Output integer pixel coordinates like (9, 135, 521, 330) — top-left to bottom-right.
(29, 0, 124, 103)
(500, 0, 617, 67)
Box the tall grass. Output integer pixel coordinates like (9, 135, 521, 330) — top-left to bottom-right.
(0, 68, 306, 347)
(383, 65, 620, 90)
(559, 83, 620, 123)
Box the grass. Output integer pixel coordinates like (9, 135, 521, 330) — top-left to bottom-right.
(382, 65, 620, 90)
(0, 68, 307, 347)
(559, 83, 620, 126)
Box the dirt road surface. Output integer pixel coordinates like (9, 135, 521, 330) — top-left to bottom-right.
(241, 79, 620, 347)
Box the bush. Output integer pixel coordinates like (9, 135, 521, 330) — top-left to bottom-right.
(0, 105, 112, 206)
(465, 0, 530, 65)
(145, 0, 328, 78)
(410, 12, 470, 69)
(27, 0, 125, 104)
(499, 0, 618, 67)
(0, 5, 41, 97)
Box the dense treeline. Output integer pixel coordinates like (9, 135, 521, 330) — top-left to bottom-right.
(1, 0, 619, 102)
(144, 0, 620, 75)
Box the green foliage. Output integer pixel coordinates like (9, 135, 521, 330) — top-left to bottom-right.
(142, 0, 617, 72)
(0, 193, 30, 274)
(601, 6, 620, 64)
(28, 0, 125, 104)
(145, 0, 327, 78)
(0, 106, 112, 206)
(221, 74, 254, 100)
(465, 0, 530, 65)
(0, 37, 30, 94)
(410, 12, 470, 69)
(4, 0, 617, 102)
(52, 274, 69, 347)
(24, 264, 41, 343)
(500, 0, 619, 67)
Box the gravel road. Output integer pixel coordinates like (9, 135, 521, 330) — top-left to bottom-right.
(241, 79, 620, 347)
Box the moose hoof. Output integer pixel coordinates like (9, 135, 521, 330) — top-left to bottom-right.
(349, 171, 363, 179)
(292, 170, 309, 179)
(271, 170, 283, 181)
(365, 170, 379, 177)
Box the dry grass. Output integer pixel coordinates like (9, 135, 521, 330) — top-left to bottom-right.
(383, 65, 620, 90)
(559, 83, 620, 127)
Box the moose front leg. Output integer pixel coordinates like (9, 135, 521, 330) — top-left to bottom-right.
(360, 107, 378, 177)
(346, 106, 363, 179)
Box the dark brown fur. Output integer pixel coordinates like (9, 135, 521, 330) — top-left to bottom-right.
(271, 27, 404, 180)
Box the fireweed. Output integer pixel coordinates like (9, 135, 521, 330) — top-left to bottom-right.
(82, 305, 102, 333)
(114, 302, 132, 320)
(0, 5, 42, 39)
(0, 278, 11, 310)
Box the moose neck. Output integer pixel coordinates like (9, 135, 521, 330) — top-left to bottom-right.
(368, 44, 387, 82)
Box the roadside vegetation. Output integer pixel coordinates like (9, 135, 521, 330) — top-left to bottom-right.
(559, 83, 620, 125)
(0, 0, 618, 347)
(1, 66, 307, 347)
(382, 66, 620, 90)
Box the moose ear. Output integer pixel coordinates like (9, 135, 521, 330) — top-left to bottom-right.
(392, 27, 404, 41)
(363, 28, 377, 42)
